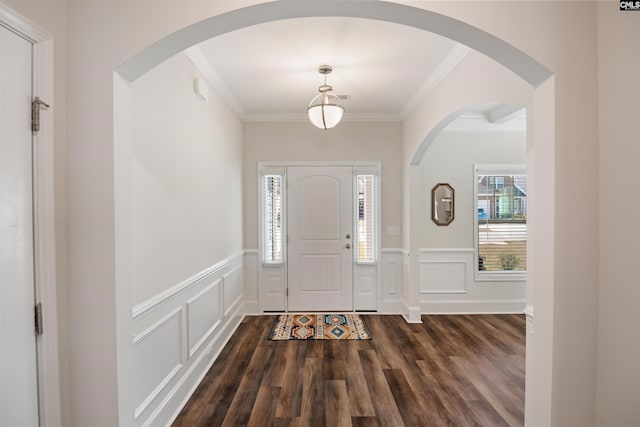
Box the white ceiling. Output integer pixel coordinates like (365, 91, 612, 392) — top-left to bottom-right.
(191, 17, 471, 122)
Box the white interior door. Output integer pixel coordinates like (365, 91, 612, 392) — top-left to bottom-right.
(0, 26, 40, 427)
(287, 166, 353, 311)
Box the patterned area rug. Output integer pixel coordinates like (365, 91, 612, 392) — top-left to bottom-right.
(268, 313, 372, 340)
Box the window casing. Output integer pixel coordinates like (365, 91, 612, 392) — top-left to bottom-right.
(475, 166, 527, 280)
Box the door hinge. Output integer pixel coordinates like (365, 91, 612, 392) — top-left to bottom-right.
(286, 288, 288, 297)
(34, 303, 43, 335)
(32, 97, 50, 132)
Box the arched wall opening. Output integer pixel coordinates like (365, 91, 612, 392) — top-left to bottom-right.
(112, 2, 555, 426)
(408, 102, 529, 316)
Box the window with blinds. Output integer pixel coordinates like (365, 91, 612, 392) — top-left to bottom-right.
(476, 171, 527, 273)
(263, 175, 283, 264)
(356, 174, 375, 263)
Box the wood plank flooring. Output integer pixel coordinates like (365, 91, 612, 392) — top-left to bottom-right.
(173, 314, 525, 427)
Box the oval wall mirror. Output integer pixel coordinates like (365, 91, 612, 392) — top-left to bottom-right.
(431, 183, 455, 226)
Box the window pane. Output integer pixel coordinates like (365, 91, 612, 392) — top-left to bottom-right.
(477, 174, 527, 272)
(357, 175, 375, 262)
(263, 175, 283, 263)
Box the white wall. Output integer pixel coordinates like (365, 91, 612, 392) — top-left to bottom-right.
(130, 53, 243, 304)
(122, 52, 245, 426)
(243, 121, 403, 250)
(417, 128, 526, 313)
(596, 5, 640, 426)
(419, 129, 526, 248)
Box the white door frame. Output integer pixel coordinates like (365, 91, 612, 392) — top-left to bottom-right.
(0, 4, 61, 427)
(258, 161, 381, 313)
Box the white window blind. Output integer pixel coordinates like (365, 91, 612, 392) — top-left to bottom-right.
(263, 175, 283, 264)
(477, 172, 527, 272)
(356, 175, 375, 262)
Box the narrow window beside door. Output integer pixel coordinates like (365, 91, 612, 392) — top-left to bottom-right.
(263, 175, 283, 264)
(356, 174, 376, 263)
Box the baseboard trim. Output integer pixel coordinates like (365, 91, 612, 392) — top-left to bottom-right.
(403, 302, 423, 323)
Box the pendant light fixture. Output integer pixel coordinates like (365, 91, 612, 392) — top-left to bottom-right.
(307, 65, 345, 130)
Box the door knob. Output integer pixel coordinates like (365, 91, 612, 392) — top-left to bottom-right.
(345, 234, 351, 239)
(345, 243, 351, 249)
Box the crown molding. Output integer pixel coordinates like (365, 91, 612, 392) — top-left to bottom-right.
(399, 43, 471, 120)
(243, 112, 402, 123)
(0, 3, 50, 42)
(188, 42, 469, 124)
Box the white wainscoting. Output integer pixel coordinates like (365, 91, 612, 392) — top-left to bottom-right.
(354, 263, 378, 311)
(419, 248, 526, 314)
(186, 280, 222, 358)
(132, 251, 246, 427)
(243, 250, 259, 314)
(259, 264, 287, 312)
(380, 249, 407, 313)
(419, 248, 472, 294)
(253, 248, 397, 313)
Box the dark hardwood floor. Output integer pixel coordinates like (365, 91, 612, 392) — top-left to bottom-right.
(173, 314, 525, 427)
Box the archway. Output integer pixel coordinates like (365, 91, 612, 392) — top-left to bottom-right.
(113, 2, 554, 426)
(116, 2, 550, 85)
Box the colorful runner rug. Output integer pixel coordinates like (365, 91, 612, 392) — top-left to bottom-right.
(268, 313, 372, 340)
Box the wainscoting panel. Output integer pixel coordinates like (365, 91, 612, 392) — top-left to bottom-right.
(186, 280, 223, 358)
(419, 250, 472, 294)
(260, 265, 286, 311)
(133, 308, 183, 421)
(418, 248, 525, 314)
(380, 249, 405, 313)
(132, 251, 246, 427)
(243, 250, 259, 314)
(354, 263, 378, 311)
(223, 264, 243, 317)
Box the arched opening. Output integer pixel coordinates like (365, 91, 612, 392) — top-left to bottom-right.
(113, 2, 555, 425)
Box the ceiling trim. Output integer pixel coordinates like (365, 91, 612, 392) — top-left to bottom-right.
(242, 42, 470, 123)
(244, 112, 402, 123)
(399, 44, 470, 120)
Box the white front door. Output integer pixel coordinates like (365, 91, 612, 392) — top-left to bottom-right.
(287, 166, 353, 311)
(0, 26, 40, 426)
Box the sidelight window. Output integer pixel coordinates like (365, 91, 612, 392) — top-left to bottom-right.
(356, 174, 376, 263)
(263, 174, 283, 264)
